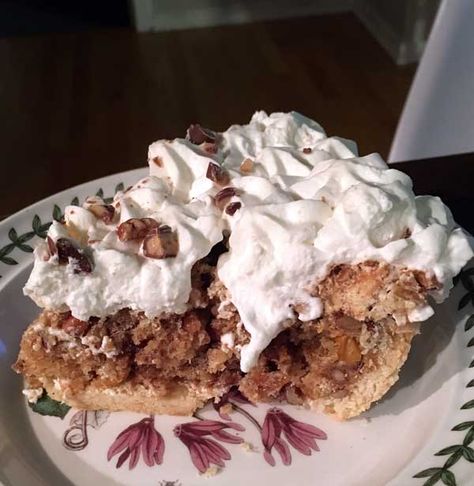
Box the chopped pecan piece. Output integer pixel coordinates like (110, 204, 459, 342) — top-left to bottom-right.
(214, 187, 238, 210)
(240, 158, 254, 173)
(302, 147, 312, 154)
(88, 204, 115, 223)
(206, 162, 230, 186)
(186, 124, 216, 144)
(225, 202, 242, 215)
(143, 226, 179, 259)
(61, 315, 90, 337)
(55, 238, 93, 274)
(117, 218, 159, 242)
(152, 156, 163, 167)
(335, 336, 361, 365)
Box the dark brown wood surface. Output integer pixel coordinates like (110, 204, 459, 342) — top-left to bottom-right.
(0, 13, 415, 219)
(398, 153, 474, 235)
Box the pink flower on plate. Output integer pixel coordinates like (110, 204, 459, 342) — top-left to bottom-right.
(174, 419, 245, 473)
(107, 417, 164, 469)
(262, 407, 327, 466)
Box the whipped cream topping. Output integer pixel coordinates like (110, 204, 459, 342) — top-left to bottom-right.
(24, 111, 473, 372)
(25, 179, 224, 320)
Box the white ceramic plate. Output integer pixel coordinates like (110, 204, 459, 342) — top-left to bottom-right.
(1, 170, 473, 486)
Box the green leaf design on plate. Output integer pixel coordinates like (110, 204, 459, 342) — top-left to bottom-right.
(458, 292, 472, 310)
(436, 446, 462, 456)
(452, 422, 474, 431)
(414, 468, 443, 478)
(0, 243, 15, 258)
(71, 196, 79, 206)
(467, 380, 474, 388)
(461, 400, 474, 410)
(463, 428, 474, 446)
(115, 182, 124, 193)
(423, 472, 443, 486)
(0, 255, 18, 265)
(467, 337, 474, 348)
(96, 188, 104, 198)
(52, 204, 63, 222)
(444, 449, 463, 468)
(462, 446, 474, 462)
(29, 392, 70, 419)
(32, 215, 41, 232)
(17, 231, 35, 244)
(461, 272, 474, 292)
(440, 469, 456, 486)
(8, 228, 18, 242)
(32, 215, 51, 238)
(465, 315, 474, 332)
(38, 222, 51, 236)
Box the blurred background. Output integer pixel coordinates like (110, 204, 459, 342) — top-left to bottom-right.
(0, 0, 443, 217)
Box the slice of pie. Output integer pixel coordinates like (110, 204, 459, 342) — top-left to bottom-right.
(13, 112, 473, 420)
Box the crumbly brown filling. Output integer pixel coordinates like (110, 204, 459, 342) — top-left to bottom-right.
(14, 259, 435, 409)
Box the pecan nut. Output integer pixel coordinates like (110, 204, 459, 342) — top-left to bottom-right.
(225, 202, 242, 215)
(143, 226, 179, 259)
(240, 158, 254, 174)
(55, 238, 93, 274)
(186, 124, 216, 144)
(152, 156, 163, 167)
(214, 187, 237, 210)
(335, 336, 361, 365)
(61, 315, 90, 337)
(88, 204, 115, 223)
(206, 162, 230, 186)
(117, 218, 159, 242)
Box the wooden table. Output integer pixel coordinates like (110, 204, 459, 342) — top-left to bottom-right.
(399, 152, 474, 235)
(0, 16, 416, 220)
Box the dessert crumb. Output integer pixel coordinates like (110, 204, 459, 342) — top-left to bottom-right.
(201, 466, 221, 477)
(22, 387, 43, 403)
(241, 441, 257, 452)
(220, 403, 233, 416)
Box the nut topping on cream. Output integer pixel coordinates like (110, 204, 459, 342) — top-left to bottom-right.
(88, 204, 115, 223)
(117, 217, 159, 242)
(24, 111, 474, 372)
(143, 226, 179, 259)
(206, 162, 230, 186)
(214, 187, 239, 210)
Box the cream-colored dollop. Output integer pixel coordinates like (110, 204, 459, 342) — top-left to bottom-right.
(24, 111, 473, 372)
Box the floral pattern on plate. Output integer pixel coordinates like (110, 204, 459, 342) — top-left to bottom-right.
(58, 388, 328, 477)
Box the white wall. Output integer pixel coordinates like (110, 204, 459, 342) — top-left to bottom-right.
(131, 0, 352, 32)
